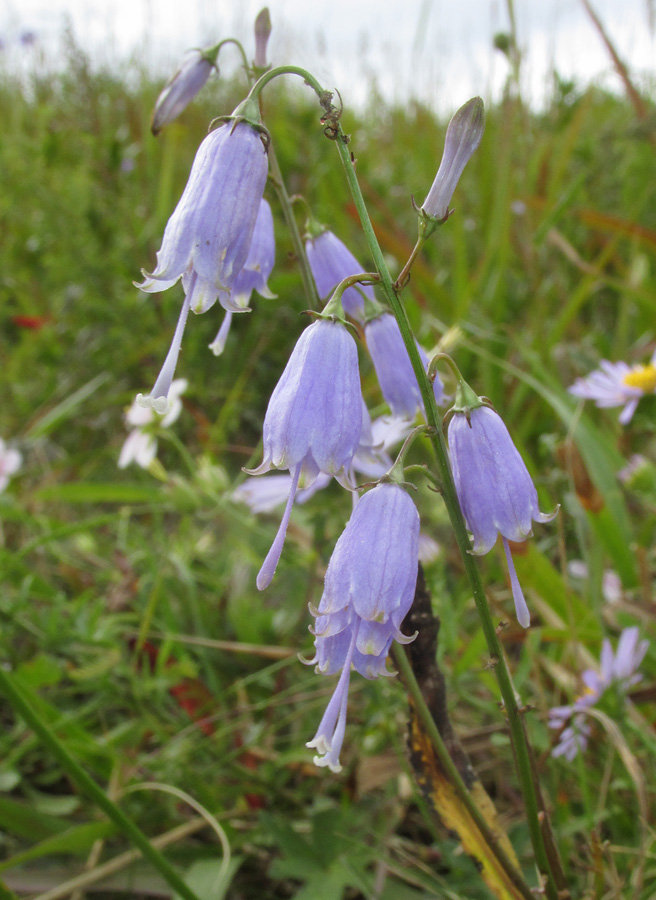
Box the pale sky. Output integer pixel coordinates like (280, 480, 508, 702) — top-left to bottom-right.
(2, 0, 654, 112)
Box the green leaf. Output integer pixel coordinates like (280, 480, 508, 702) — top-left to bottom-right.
(0, 821, 116, 873)
(174, 857, 242, 900)
(0, 796, 67, 842)
(35, 482, 163, 504)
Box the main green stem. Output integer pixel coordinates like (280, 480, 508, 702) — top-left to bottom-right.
(330, 127, 559, 899)
(249, 63, 561, 898)
(0, 668, 201, 900)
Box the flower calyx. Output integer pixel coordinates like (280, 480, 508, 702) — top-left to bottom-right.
(429, 353, 487, 426)
(321, 273, 379, 323)
(211, 98, 271, 151)
(412, 195, 451, 241)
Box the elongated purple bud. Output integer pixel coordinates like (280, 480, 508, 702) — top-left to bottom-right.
(421, 97, 485, 221)
(254, 8, 272, 68)
(151, 50, 214, 135)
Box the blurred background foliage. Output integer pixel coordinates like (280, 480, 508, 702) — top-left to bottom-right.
(0, 22, 655, 900)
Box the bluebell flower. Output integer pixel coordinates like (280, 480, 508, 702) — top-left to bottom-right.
(137, 117, 268, 410)
(151, 49, 216, 136)
(365, 313, 444, 419)
(305, 230, 374, 321)
(421, 97, 485, 223)
(249, 318, 363, 589)
(209, 198, 276, 355)
(447, 405, 555, 627)
(306, 483, 419, 772)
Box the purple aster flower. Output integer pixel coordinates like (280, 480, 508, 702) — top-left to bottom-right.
(587, 626, 649, 695)
(209, 198, 276, 355)
(136, 117, 268, 410)
(549, 715, 591, 761)
(549, 626, 648, 759)
(249, 318, 363, 589)
(306, 483, 419, 771)
(421, 97, 485, 222)
(568, 350, 656, 425)
(305, 230, 374, 321)
(447, 405, 555, 627)
(151, 49, 215, 136)
(365, 313, 444, 419)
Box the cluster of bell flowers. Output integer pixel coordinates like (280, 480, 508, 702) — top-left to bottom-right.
(240, 310, 555, 768)
(134, 77, 563, 770)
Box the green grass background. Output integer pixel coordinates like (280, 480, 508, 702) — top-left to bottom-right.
(0, 23, 655, 900)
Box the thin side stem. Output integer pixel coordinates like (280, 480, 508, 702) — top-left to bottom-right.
(252, 70, 320, 309)
(215, 38, 250, 74)
(393, 646, 536, 900)
(0, 668, 201, 900)
(330, 126, 560, 900)
(267, 144, 320, 309)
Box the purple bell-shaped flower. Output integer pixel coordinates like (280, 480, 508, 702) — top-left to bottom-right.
(306, 483, 419, 772)
(447, 401, 556, 628)
(209, 198, 276, 355)
(249, 317, 363, 590)
(136, 109, 268, 410)
(305, 229, 374, 322)
(365, 313, 444, 419)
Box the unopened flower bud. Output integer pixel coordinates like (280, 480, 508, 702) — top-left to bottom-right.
(254, 7, 272, 68)
(151, 49, 215, 135)
(421, 96, 485, 222)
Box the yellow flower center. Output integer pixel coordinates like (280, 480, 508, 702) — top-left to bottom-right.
(622, 364, 656, 393)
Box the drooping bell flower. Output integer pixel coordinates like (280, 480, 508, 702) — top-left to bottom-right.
(306, 482, 419, 772)
(421, 97, 485, 224)
(305, 228, 374, 322)
(137, 103, 269, 410)
(209, 198, 276, 355)
(365, 312, 444, 419)
(248, 313, 363, 589)
(151, 47, 217, 136)
(446, 376, 556, 628)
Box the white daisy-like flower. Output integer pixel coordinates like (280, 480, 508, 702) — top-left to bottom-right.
(568, 350, 656, 424)
(0, 438, 22, 491)
(118, 379, 187, 469)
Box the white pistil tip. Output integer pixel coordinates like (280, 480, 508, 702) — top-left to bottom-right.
(136, 393, 169, 415)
